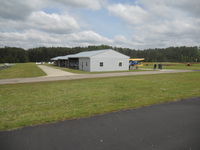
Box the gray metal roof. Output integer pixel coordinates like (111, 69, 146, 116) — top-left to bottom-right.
(51, 49, 129, 60)
(51, 54, 76, 60)
(58, 54, 75, 60)
(51, 56, 65, 61)
(69, 49, 129, 58)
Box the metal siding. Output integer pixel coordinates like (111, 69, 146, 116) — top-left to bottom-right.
(90, 58, 129, 72)
(90, 50, 129, 72)
(79, 58, 90, 72)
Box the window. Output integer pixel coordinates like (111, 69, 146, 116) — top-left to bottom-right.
(86, 62, 87, 66)
(119, 62, 122, 67)
(100, 62, 103, 67)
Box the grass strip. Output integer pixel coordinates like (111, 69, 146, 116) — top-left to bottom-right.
(0, 63, 46, 79)
(0, 72, 200, 130)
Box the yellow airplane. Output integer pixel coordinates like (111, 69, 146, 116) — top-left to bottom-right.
(129, 58, 145, 66)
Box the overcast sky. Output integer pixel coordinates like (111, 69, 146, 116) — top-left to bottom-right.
(0, 0, 200, 49)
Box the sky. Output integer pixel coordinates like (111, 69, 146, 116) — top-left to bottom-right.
(0, 0, 200, 49)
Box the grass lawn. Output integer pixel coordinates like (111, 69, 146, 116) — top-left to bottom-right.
(141, 62, 200, 70)
(45, 64, 147, 74)
(0, 63, 46, 79)
(0, 72, 200, 130)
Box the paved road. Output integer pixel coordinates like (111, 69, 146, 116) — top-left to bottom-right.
(0, 97, 200, 150)
(0, 69, 192, 85)
(38, 65, 76, 76)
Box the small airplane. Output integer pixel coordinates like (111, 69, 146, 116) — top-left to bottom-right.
(129, 58, 145, 67)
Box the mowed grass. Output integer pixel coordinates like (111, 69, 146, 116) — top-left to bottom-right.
(46, 64, 146, 74)
(0, 72, 200, 130)
(0, 63, 46, 79)
(141, 62, 200, 70)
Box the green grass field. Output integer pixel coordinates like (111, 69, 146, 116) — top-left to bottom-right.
(141, 62, 200, 70)
(0, 63, 46, 79)
(46, 62, 200, 74)
(46, 64, 146, 74)
(0, 71, 200, 130)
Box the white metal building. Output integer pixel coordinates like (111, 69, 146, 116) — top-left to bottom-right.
(51, 49, 130, 72)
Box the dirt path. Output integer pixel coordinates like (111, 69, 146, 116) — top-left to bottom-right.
(0, 69, 192, 85)
(38, 65, 76, 76)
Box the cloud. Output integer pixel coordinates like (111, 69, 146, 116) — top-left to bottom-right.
(0, 0, 200, 49)
(0, 0, 32, 20)
(113, 35, 135, 48)
(54, 0, 105, 10)
(141, 0, 200, 17)
(130, 17, 200, 49)
(0, 0, 105, 21)
(107, 3, 149, 24)
(28, 11, 80, 34)
(0, 11, 80, 34)
(68, 30, 112, 44)
(0, 30, 113, 48)
(0, 0, 110, 48)
(0, 0, 43, 20)
(107, 0, 200, 49)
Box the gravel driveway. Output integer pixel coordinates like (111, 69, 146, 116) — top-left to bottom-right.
(38, 65, 76, 76)
(0, 69, 192, 85)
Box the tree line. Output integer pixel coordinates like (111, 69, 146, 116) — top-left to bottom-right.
(0, 45, 200, 63)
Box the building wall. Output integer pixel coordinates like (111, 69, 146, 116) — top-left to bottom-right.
(90, 50, 129, 72)
(90, 58, 129, 72)
(79, 58, 90, 72)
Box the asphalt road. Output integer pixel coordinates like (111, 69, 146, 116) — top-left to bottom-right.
(0, 97, 200, 150)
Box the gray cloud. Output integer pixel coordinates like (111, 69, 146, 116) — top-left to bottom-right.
(28, 11, 80, 34)
(54, 0, 105, 10)
(145, 0, 200, 17)
(0, 0, 44, 20)
(0, 30, 113, 49)
(0, 11, 80, 34)
(107, 4, 149, 25)
(0, 0, 33, 20)
(107, 0, 200, 49)
(0, 0, 199, 49)
(0, 0, 105, 21)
